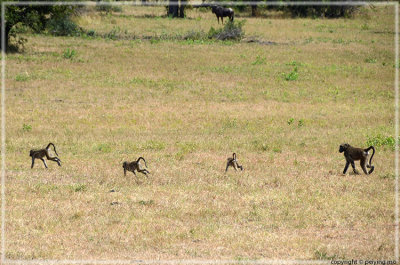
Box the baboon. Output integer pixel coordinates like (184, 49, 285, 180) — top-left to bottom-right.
(339, 143, 375, 175)
(123, 157, 150, 178)
(225, 152, 243, 172)
(29, 143, 61, 168)
(211, 5, 234, 24)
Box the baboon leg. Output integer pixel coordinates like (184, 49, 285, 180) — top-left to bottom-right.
(237, 164, 243, 171)
(225, 162, 230, 172)
(351, 161, 359, 174)
(360, 158, 369, 175)
(221, 17, 224, 24)
(343, 161, 350, 174)
(47, 156, 61, 166)
(40, 158, 48, 169)
(366, 160, 374, 174)
(217, 16, 219, 24)
(233, 162, 238, 171)
(131, 170, 137, 177)
(138, 169, 150, 177)
(31, 157, 35, 168)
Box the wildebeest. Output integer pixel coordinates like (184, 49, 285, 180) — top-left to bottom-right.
(211, 5, 234, 24)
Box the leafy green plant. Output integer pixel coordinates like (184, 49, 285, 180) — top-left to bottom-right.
(63, 48, 76, 59)
(298, 119, 304, 127)
(366, 134, 397, 150)
(22, 123, 32, 132)
(284, 67, 299, 81)
(287, 118, 294, 125)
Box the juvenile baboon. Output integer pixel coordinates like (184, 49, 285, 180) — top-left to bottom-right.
(123, 157, 150, 178)
(339, 143, 375, 175)
(29, 143, 61, 168)
(225, 152, 243, 172)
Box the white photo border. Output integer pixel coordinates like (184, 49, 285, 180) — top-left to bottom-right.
(1, 1, 398, 264)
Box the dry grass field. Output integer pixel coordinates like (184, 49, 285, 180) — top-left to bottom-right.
(3, 4, 397, 261)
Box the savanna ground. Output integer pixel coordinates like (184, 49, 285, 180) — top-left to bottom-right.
(3, 4, 397, 261)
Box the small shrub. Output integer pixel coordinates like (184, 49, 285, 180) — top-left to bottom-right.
(8, 28, 28, 52)
(365, 58, 377, 63)
(105, 26, 120, 40)
(208, 20, 245, 41)
(298, 119, 304, 127)
(96, 0, 122, 13)
(15, 72, 30, 82)
(69, 183, 87, 192)
(272, 147, 282, 153)
(86, 29, 96, 37)
(63, 48, 76, 59)
(287, 118, 294, 125)
(47, 15, 80, 36)
(183, 30, 207, 41)
(22, 123, 32, 132)
(284, 67, 299, 81)
(252, 55, 266, 65)
(361, 23, 369, 30)
(138, 200, 154, 206)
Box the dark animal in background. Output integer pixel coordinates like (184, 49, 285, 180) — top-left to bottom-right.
(29, 143, 61, 168)
(123, 157, 150, 178)
(339, 143, 375, 175)
(211, 5, 234, 24)
(225, 153, 243, 172)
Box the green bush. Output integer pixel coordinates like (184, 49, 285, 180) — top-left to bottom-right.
(47, 15, 80, 36)
(366, 134, 398, 150)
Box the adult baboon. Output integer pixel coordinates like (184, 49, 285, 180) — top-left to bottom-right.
(339, 143, 375, 175)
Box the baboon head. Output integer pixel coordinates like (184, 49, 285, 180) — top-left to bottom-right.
(339, 143, 349, 153)
(29, 150, 33, 157)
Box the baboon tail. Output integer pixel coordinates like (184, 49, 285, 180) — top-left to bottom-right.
(46, 143, 59, 156)
(137, 157, 147, 168)
(232, 153, 236, 160)
(365, 146, 375, 168)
